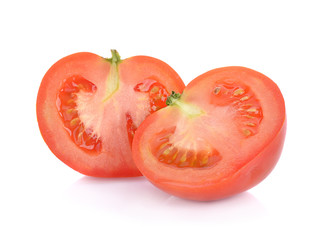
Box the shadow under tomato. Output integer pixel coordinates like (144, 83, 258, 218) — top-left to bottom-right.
(162, 191, 268, 223)
(64, 176, 267, 223)
(64, 176, 171, 209)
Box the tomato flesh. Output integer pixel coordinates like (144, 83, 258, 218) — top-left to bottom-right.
(132, 66, 286, 201)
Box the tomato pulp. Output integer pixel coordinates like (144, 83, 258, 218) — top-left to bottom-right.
(132, 67, 286, 201)
(37, 50, 185, 177)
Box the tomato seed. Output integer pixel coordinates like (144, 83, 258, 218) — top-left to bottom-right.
(240, 96, 250, 101)
(70, 118, 80, 127)
(233, 88, 245, 96)
(243, 129, 252, 137)
(213, 87, 221, 95)
(247, 108, 258, 113)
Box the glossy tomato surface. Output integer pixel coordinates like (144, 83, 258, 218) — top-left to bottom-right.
(132, 66, 286, 201)
(37, 50, 185, 177)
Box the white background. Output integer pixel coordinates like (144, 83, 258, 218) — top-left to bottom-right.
(1, 0, 333, 239)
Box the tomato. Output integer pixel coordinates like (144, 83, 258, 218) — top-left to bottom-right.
(132, 67, 286, 201)
(37, 50, 185, 177)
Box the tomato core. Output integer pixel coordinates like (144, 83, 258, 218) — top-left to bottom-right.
(56, 75, 102, 153)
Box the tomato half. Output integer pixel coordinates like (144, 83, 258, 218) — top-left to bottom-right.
(132, 67, 286, 201)
(37, 50, 185, 177)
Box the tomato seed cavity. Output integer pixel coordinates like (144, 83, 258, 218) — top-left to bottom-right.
(211, 80, 263, 138)
(125, 113, 137, 146)
(134, 78, 169, 113)
(151, 127, 221, 168)
(56, 75, 101, 153)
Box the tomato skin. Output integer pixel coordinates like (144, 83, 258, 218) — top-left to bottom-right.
(37, 51, 185, 177)
(132, 66, 286, 201)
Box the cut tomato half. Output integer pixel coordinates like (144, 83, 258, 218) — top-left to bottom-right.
(37, 50, 185, 177)
(132, 66, 286, 201)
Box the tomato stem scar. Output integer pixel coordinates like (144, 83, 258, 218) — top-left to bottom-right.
(103, 49, 121, 102)
(166, 91, 204, 118)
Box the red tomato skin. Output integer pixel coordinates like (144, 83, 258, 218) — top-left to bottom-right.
(37, 52, 185, 177)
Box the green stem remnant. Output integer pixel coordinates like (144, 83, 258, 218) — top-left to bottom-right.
(103, 50, 121, 102)
(166, 91, 204, 118)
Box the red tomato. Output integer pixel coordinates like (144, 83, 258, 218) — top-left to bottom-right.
(132, 67, 286, 201)
(37, 50, 185, 177)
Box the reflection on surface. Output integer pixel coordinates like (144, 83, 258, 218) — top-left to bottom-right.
(64, 176, 268, 223)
